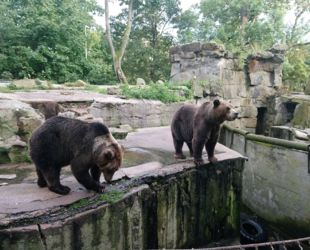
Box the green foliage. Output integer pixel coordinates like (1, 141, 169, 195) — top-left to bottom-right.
(121, 83, 192, 103)
(113, 0, 181, 83)
(0, 0, 116, 84)
(283, 46, 310, 91)
(0, 71, 13, 80)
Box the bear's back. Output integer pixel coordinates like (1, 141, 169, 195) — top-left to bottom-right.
(30, 117, 110, 167)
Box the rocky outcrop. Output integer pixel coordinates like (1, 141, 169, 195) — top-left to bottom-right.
(90, 96, 184, 128)
(0, 99, 43, 163)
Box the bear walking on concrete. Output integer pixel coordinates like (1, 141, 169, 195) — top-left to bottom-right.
(171, 100, 238, 166)
(29, 116, 123, 195)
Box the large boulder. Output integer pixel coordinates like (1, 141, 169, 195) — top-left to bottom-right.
(0, 99, 43, 163)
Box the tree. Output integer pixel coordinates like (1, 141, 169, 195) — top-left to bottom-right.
(104, 0, 136, 84)
(283, 0, 310, 90)
(174, 8, 200, 44)
(111, 0, 181, 83)
(0, 0, 116, 83)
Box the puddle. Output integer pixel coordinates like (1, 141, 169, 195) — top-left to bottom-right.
(123, 147, 174, 168)
(0, 147, 224, 184)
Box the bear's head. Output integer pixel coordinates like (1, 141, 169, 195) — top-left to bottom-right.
(212, 99, 239, 124)
(93, 133, 123, 183)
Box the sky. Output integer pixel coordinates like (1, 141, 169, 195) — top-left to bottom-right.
(94, 0, 309, 42)
(94, 0, 200, 26)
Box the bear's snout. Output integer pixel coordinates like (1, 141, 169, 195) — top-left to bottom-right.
(228, 107, 239, 120)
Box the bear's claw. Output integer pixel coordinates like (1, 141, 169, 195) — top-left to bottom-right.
(95, 183, 106, 193)
(209, 156, 218, 163)
(174, 153, 186, 160)
(194, 158, 204, 166)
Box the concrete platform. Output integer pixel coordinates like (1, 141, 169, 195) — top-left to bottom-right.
(0, 126, 244, 228)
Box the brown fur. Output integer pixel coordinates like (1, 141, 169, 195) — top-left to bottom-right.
(29, 116, 123, 195)
(31, 101, 63, 119)
(171, 100, 238, 165)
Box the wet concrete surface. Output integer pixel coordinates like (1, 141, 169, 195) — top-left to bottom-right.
(0, 126, 243, 220)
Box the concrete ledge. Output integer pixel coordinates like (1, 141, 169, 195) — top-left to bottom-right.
(0, 127, 245, 249)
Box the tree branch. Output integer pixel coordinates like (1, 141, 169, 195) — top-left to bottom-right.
(118, 0, 134, 62)
(104, 0, 116, 60)
(289, 8, 306, 43)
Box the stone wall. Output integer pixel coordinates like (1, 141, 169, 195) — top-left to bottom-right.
(170, 42, 287, 134)
(274, 94, 310, 129)
(219, 125, 310, 236)
(90, 96, 184, 129)
(0, 158, 244, 249)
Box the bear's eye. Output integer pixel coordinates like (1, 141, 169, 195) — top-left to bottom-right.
(226, 107, 230, 111)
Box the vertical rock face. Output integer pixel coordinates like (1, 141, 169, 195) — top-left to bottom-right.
(170, 42, 287, 134)
(90, 97, 184, 129)
(0, 99, 43, 163)
(0, 158, 244, 249)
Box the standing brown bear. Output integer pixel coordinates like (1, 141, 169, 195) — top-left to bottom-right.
(171, 99, 238, 166)
(30, 116, 123, 195)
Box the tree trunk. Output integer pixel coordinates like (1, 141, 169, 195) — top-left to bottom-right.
(105, 0, 134, 84)
(114, 59, 127, 84)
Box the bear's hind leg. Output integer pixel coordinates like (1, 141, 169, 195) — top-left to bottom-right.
(36, 168, 47, 187)
(43, 167, 71, 195)
(173, 137, 186, 159)
(186, 142, 193, 157)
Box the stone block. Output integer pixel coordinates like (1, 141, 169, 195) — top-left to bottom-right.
(169, 45, 181, 54)
(170, 53, 181, 63)
(242, 118, 257, 128)
(180, 51, 196, 59)
(201, 50, 225, 58)
(249, 86, 276, 106)
(181, 42, 201, 53)
(222, 84, 247, 99)
(248, 59, 276, 73)
(90, 98, 184, 128)
(222, 72, 246, 95)
(249, 71, 273, 86)
(240, 98, 252, 107)
(201, 42, 225, 52)
(239, 106, 257, 118)
(222, 59, 238, 70)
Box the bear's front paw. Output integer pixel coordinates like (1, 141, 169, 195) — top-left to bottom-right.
(49, 185, 71, 195)
(194, 158, 204, 166)
(209, 156, 218, 163)
(175, 153, 186, 159)
(37, 178, 47, 188)
(95, 183, 106, 193)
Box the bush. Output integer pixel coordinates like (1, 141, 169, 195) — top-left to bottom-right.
(121, 83, 192, 103)
(86, 63, 117, 85)
(1, 71, 13, 80)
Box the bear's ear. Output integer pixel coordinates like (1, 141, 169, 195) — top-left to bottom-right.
(104, 150, 114, 160)
(213, 99, 220, 108)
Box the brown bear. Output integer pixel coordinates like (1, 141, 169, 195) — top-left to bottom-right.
(29, 116, 123, 195)
(30, 101, 63, 119)
(171, 99, 238, 166)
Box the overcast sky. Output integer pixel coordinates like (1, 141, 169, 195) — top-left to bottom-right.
(95, 0, 309, 41)
(94, 0, 200, 25)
